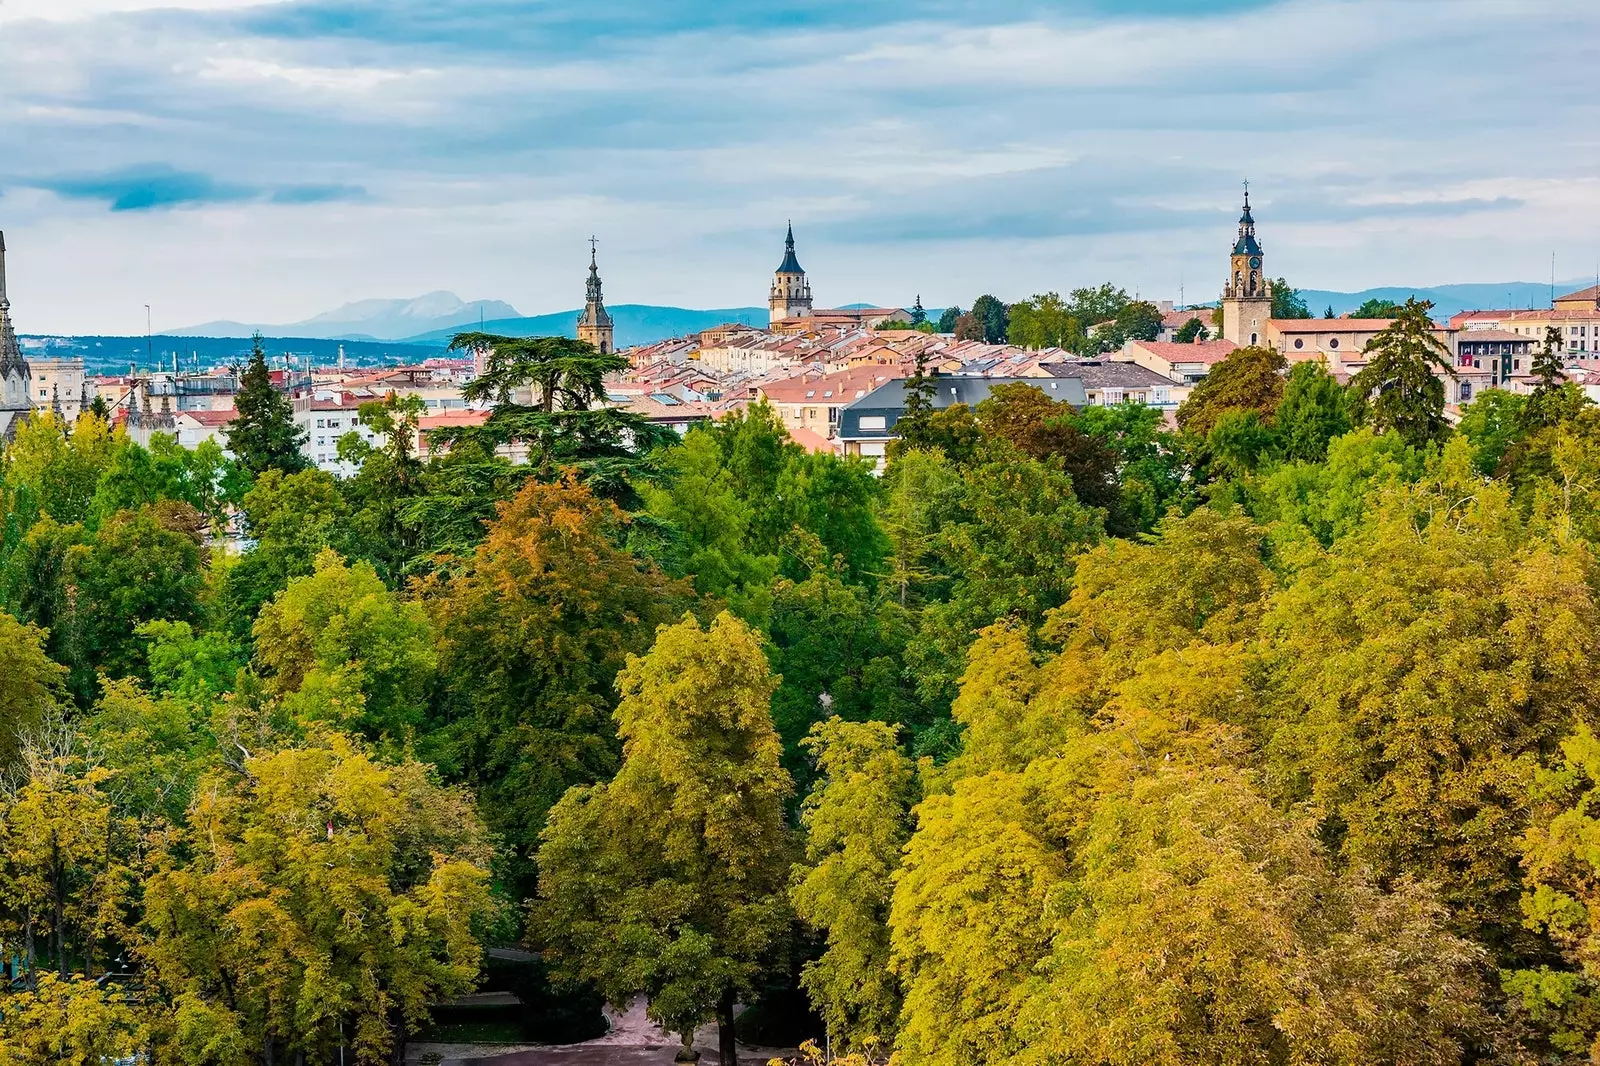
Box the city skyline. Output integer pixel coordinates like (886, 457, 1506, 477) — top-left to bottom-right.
(3, 0, 1599, 334)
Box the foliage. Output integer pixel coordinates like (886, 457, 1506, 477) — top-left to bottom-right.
(535, 613, 793, 1064)
(0, 973, 148, 1066)
(791, 719, 916, 1052)
(1274, 359, 1349, 462)
(1346, 298, 1454, 448)
(1006, 292, 1080, 351)
(1272, 277, 1312, 319)
(419, 475, 689, 896)
(969, 295, 1009, 345)
(1172, 316, 1209, 343)
(1353, 297, 1403, 319)
(226, 333, 308, 477)
(1175, 345, 1287, 436)
(0, 611, 67, 770)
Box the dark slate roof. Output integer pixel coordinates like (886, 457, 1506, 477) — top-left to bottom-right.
(776, 224, 804, 275)
(839, 375, 1087, 439)
(1039, 360, 1175, 389)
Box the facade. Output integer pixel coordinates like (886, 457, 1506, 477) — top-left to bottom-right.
(838, 375, 1088, 471)
(1117, 339, 1238, 384)
(755, 364, 906, 440)
(29, 357, 88, 421)
(1220, 190, 1273, 346)
(1455, 330, 1534, 396)
(1041, 359, 1187, 408)
(769, 224, 814, 325)
(0, 232, 33, 440)
(577, 243, 616, 355)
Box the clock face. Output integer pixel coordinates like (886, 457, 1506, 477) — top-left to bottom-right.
(1249, 256, 1262, 269)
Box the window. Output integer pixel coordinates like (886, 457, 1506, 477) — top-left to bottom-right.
(1294, 338, 1304, 349)
(859, 415, 887, 431)
(1329, 338, 1340, 349)
(1103, 388, 1124, 405)
(316, 418, 325, 428)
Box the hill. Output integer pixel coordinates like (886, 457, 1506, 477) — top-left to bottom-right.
(401, 304, 771, 347)
(1299, 279, 1591, 319)
(170, 292, 521, 342)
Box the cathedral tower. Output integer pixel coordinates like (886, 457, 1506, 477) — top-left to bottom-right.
(1220, 186, 1274, 346)
(576, 238, 615, 355)
(769, 223, 813, 325)
(0, 232, 34, 441)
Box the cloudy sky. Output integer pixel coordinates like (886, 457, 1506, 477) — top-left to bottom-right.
(2, 0, 1598, 334)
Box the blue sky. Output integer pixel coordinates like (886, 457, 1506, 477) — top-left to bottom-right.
(2, 0, 1598, 333)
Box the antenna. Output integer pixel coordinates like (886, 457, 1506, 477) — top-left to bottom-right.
(144, 304, 153, 370)
(1552, 251, 1556, 308)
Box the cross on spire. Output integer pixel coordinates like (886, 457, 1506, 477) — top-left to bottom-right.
(1242, 178, 1250, 209)
(588, 235, 599, 264)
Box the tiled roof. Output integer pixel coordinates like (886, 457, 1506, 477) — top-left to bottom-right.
(1126, 339, 1239, 363)
(1270, 319, 1398, 332)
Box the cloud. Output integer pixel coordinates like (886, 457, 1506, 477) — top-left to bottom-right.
(25, 164, 366, 212)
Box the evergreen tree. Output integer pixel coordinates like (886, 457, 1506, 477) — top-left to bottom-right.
(910, 296, 927, 327)
(1271, 277, 1312, 319)
(1521, 324, 1573, 432)
(1346, 298, 1454, 448)
(1173, 316, 1209, 343)
(226, 333, 308, 477)
(1275, 360, 1349, 462)
(970, 295, 1009, 344)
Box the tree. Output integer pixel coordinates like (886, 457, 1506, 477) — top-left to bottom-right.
(791, 719, 916, 1052)
(1098, 299, 1163, 350)
(1522, 324, 1579, 432)
(909, 296, 927, 327)
(936, 306, 962, 334)
(1175, 345, 1287, 437)
(0, 611, 67, 771)
(1173, 316, 1209, 343)
(0, 973, 148, 1066)
(1353, 297, 1403, 319)
(974, 383, 1120, 516)
(338, 392, 429, 580)
(1272, 277, 1312, 319)
(418, 475, 689, 896)
(1274, 359, 1349, 462)
(535, 613, 794, 1066)
(969, 295, 1009, 344)
(226, 334, 308, 477)
(1456, 389, 1528, 475)
(218, 467, 349, 644)
(1006, 293, 1079, 351)
(952, 313, 982, 342)
(252, 549, 436, 745)
(1325, 305, 1336, 319)
(443, 333, 674, 489)
(1346, 298, 1454, 448)
(139, 734, 496, 1066)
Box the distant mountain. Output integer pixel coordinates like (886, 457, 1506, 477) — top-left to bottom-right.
(20, 333, 449, 374)
(170, 292, 522, 342)
(402, 305, 771, 347)
(1299, 279, 1592, 319)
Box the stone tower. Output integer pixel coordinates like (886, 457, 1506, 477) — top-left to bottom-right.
(769, 223, 813, 325)
(0, 232, 34, 441)
(1220, 187, 1274, 347)
(576, 239, 615, 355)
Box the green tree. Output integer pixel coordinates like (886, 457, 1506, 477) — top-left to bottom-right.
(226, 334, 308, 477)
(969, 295, 1009, 345)
(974, 383, 1121, 518)
(1006, 293, 1079, 351)
(218, 467, 349, 643)
(1457, 388, 1528, 475)
(1172, 316, 1209, 343)
(1175, 345, 1287, 437)
(791, 718, 916, 1052)
(535, 613, 794, 1066)
(1346, 298, 1454, 448)
(252, 549, 435, 745)
(1272, 277, 1312, 319)
(1522, 324, 1585, 433)
(1354, 297, 1403, 319)
(444, 333, 674, 490)
(1274, 359, 1349, 462)
(909, 296, 927, 327)
(936, 306, 962, 334)
(1098, 299, 1163, 350)
(419, 475, 689, 896)
(338, 392, 428, 580)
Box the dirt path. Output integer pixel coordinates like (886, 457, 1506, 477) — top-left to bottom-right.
(415, 998, 798, 1066)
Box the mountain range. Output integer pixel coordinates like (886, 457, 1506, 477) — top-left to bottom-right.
(169, 292, 522, 342)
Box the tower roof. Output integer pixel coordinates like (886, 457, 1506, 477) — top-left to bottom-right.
(1232, 187, 1262, 257)
(0, 231, 30, 381)
(776, 222, 804, 275)
(578, 240, 613, 330)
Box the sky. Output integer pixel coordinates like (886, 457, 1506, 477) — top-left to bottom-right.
(2, 0, 1598, 334)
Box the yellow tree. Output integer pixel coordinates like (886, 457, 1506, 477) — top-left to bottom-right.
(139, 734, 495, 1066)
(0, 973, 147, 1066)
(536, 612, 794, 1066)
(791, 718, 917, 1051)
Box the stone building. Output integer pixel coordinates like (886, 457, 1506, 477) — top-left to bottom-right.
(769, 223, 813, 325)
(1220, 188, 1273, 346)
(0, 232, 33, 440)
(577, 241, 616, 355)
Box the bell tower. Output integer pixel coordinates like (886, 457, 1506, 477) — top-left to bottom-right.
(1221, 184, 1273, 346)
(769, 222, 813, 325)
(0, 231, 34, 441)
(576, 237, 615, 355)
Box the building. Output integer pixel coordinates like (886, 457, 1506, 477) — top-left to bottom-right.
(755, 364, 907, 440)
(577, 241, 616, 355)
(1454, 330, 1534, 396)
(769, 224, 814, 325)
(1219, 188, 1273, 346)
(29, 357, 87, 421)
(1041, 359, 1187, 408)
(838, 375, 1087, 471)
(1554, 284, 1600, 313)
(0, 232, 33, 440)
(1117, 338, 1239, 384)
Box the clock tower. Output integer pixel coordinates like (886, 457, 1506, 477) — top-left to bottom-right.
(1221, 185, 1273, 346)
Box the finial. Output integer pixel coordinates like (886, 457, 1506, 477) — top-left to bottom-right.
(786, 221, 794, 246)
(1243, 179, 1250, 210)
(588, 235, 598, 266)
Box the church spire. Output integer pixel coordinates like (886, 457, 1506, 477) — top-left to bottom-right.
(0, 231, 29, 382)
(770, 221, 813, 325)
(576, 236, 615, 356)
